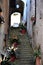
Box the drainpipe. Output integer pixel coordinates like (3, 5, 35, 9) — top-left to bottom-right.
(33, 0, 36, 26)
(35, 0, 36, 23)
(34, 0, 36, 25)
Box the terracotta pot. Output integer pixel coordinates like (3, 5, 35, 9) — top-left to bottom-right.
(36, 57, 41, 65)
(9, 56, 16, 62)
(13, 42, 18, 47)
(21, 29, 26, 34)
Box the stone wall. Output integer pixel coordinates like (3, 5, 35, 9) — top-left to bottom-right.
(3, 0, 9, 34)
(32, 0, 43, 63)
(27, 0, 32, 37)
(0, 0, 9, 34)
(27, 0, 43, 63)
(27, 0, 35, 37)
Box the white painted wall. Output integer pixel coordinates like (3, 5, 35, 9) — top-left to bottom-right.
(27, 0, 35, 37)
(21, 0, 27, 24)
(27, 0, 31, 36)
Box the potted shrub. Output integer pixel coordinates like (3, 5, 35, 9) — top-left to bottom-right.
(9, 38, 20, 47)
(19, 23, 26, 34)
(11, 35, 18, 39)
(8, 49, 16, 62)
(34, 45, 41, 65)
(1, 48, 17, 65)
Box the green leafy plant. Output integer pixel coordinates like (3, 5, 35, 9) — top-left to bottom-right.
(34, 45, 41, 60)
(19, 23, 26, 30)
(9, 38, 20, 45)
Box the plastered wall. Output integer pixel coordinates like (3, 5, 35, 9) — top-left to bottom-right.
(32, 0, 43, 63)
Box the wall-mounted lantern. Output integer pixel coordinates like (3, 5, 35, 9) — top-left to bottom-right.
(31, 15, 35, 21)
(0, 7, 4, 24)
(0, 17, 4, 24)
(31, 0, 36, 26)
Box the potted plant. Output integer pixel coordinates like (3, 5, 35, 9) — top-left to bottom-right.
(1, 48, 17, 65)
(19, 23, 26, 34)
(9, 38, 20, 47)
(34, 45, 41, 65)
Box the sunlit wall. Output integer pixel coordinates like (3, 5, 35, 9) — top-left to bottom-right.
(11, 12, 21, 27)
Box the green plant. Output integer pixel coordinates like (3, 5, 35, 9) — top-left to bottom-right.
(34, 45, 41, 60)
(9, 38, 20, 45)
(19, 23, 26, 30)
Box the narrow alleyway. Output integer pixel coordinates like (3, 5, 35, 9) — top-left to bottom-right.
(8, 27, 34, 65)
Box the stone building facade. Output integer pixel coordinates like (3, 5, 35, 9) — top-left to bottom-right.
(31, 0, 43, 63)
(27, 0, 43, 63)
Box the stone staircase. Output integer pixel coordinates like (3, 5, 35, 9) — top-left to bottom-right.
(18, 34, 34, 65)
(8, 27, 34, 65)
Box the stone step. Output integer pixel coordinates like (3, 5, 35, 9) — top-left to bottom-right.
(21, 53, 33, 55)
(20, 51, 32, 53)
(20, 62, 34, 65)
(20, 54, 33, 56)
(21, 47, 32, 49)
(20, 58, 33, 60)
(20, 61, 34, 65)
(20, 48, 32, 50)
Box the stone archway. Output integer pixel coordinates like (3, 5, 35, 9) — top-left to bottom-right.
(9, 0, 24, 25)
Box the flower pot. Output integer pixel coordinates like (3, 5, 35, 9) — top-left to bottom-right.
(9, 56, 16, 62)
(20, 29, 26, 34)
(13, 42, 19, 47)
(36, 57, 41, 65)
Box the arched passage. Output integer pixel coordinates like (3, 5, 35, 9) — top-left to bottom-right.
(9, 0, 24, 26)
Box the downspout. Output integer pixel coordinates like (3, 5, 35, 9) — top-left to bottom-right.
(35, 0, 36, 24)
(33, 0, 36, 25)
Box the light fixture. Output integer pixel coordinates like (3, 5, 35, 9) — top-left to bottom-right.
(0, 17, 4, 24)
(16, 4, 20, 8)
(0, 7, 4, 24)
